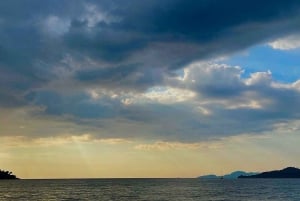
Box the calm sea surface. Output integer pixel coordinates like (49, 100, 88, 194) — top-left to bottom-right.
(0, 179, 300, 201)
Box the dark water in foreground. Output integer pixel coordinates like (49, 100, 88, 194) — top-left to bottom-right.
(0, 179, 300, 201)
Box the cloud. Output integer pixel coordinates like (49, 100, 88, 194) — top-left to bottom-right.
(1, 0, 300, 143)
(41, 16, 71, 37)
(74, 64, 166, 91)
(134, 141, 222, 151)
(60, 0, 300, 72)
(4, 62, 298, 143)
(25, 91, 120, 119)
(0, 134, 131, 149)
(269, 34, 300, 50)
(143, 87, 196, 104)
(179, 63, 246, 98)
(0, 0, 300, 102)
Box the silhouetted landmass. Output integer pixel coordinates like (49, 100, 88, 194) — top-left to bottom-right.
(199, 171, 258, 179)
(0, 169, 19, 179)
(238, 167, 300, 178)
(198, 174, 219, 179)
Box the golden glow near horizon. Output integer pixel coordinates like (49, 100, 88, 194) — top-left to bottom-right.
(1, 127, 300, 179)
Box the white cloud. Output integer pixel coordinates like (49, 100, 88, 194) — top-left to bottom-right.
(86, 85, 196, 106)
(245, 70, 272, 86)
(144, 87, 196, 103)
(180, 62, 244, 95)
(268, 35, 300, 50)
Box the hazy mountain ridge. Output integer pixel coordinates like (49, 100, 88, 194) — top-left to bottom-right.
(199, 171, 258, 179)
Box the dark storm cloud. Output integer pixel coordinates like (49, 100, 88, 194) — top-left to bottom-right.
(65, 27, 147, 62)
(111, 0, 300, 38)
(64, 0, 300, 69)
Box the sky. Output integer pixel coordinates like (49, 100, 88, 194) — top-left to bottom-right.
(1, 0, 300, 179)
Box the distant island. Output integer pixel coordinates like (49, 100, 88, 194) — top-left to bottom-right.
(0, 169, 19, 180)
(199, 171, 258, 179)
(238, 167, 300, 178)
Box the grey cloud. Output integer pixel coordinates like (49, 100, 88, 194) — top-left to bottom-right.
(74, 64, 166, 91)
(65, 27, 147, 62)
(180, 63, 246, 98)
(26, 90, 120, 119)
(61, 0, 300, 70)
(22, 66, 300, 142)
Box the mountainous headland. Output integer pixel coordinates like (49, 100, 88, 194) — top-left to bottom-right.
(199, 171, 258, 179)
(0, 169, 19, 180)
(238, 167, 300, 178)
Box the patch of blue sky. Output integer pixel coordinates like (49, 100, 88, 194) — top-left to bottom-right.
(222, 45, 300, 83)
(174, 69, 185, 78)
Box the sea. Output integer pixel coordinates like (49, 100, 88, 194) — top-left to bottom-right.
(0, 178, 300, 201)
